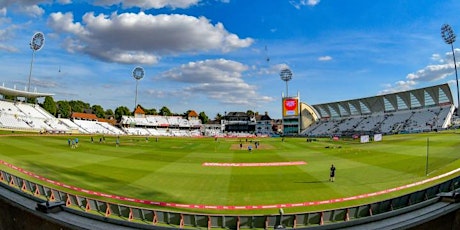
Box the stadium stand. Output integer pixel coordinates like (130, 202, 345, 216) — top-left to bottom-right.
(119, 115, 202, 137)
(0, 100, 70, 133)
(0, 84, 455, 138)
(301, 84, 455, 137)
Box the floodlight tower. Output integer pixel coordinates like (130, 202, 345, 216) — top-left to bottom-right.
(441, 24, 460, 114)
(132, 66, 145, 110)
(28, 32, 45, 92)
(280, 68, 293, 97)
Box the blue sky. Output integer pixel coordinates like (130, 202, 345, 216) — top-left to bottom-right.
(1, 0, 460, 119)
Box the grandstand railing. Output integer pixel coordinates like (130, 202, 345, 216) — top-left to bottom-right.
(0, 169, 459, 229)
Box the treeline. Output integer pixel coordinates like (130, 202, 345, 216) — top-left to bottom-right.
(37, 96, 212, 124)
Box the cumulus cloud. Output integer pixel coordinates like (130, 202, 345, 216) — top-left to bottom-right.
(159, 59, 274, 106)
(47, 11, 253, 64)
(289, 0, 321, 9)
(93, 0, 200, 9)
(406, 64, 454, 82)
(378, 80, 416, 95)
(0, 0, 46, 17)
(404, 49, 460, 83)
(380, 49, 460, 94)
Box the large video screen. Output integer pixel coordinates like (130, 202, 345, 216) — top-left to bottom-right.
(283, 98, 299, 117)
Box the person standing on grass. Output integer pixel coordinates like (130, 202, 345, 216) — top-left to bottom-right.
(330, 164, 336, 182)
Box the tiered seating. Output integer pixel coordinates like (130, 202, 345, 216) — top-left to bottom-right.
(120, 115, 201, 137)
(379, 111, 412, 133)
(0, 101, 21, 115)
(0, 114, 30, 129)
(436, 106, 452, 127)
(335, 117, 362, 132)
(189, 119, 202, 127)
(167, 116, 181, 126)
(155, 116, 169, 127)
(204, 129, 220, 136)
(303, 104, 454, 136)
(124, 127, 151, 135)
(144, 116, 159, 126)
(59, 118, 86, 133)
(156, 128, 170, 136)
(73, 120, 123, 134)
(98, 122, 125, 135)
(146, 128, 160, 136)
(0, 101, 71, 133)
(303, 119, 340, 136)
(15, 103, 46, 118)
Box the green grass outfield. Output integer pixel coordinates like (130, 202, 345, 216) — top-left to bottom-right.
(0, 131, 460, 215)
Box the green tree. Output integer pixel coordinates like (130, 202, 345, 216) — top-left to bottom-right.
(159, 106, 172, 116)
(56, 101, 71, 118)
(198, 111, 209, 124)
(91, 104, 105, 118)
(69, 100, 90, 113)
(214, 113, 222, 120)
(114, 106, 131, 120)
(105, 109, 114, 117)
(26, 97, 37, 104)
(246, 110, 255, 117)
(145, 108, 158, 115)
(4, 95, 16, 101)
(42, 96, 57, 116)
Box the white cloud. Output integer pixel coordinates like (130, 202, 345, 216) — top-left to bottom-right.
(405, 49, 460, 83)
(289, 0, 321, 9)
(0, 44, 18, 52)
(159, 59, 274, 106)
(93, 0, 200, 9)
(0, 0, 46, 17)
(58, 0, 72, 4)
(47, 11, 253, 64)
(379, 49, 460, 94)
(431, 53, 441, 62)
(318, 55, 332, 61)
(378, 80, 416, 95)
(406, 64, 453, 82)
(257, 63, 291, 76)
(0, 17, 20, 52)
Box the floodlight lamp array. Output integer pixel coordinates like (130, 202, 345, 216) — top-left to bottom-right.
(132, 66, 145, 80)
(30, 32, 45, 51)
(280, 68, 293, 82)
(441, 24, 456, 45)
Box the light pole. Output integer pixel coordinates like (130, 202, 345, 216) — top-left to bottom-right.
(28, 32, 45, 92)
(132, 66, 145, 110)
(280, 68, 293, 97)
(441, 24, 460, 114)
